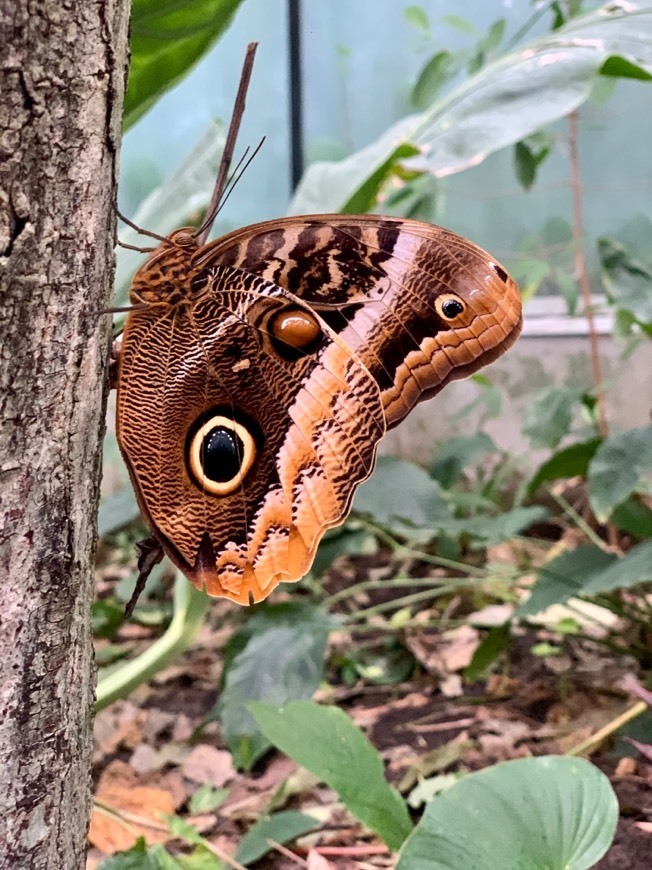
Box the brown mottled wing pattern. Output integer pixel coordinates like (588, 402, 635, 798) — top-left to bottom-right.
(116, 266, 385, 605)
(192, 215, 522, 428)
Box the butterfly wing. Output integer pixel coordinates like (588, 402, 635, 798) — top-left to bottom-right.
(116, 266, 385, 604)
(192, 215, 522, 428)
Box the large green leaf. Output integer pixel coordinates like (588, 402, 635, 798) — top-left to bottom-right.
(587, 425, 652, 521)
(429, 432, 497, 488)
(525, 438, 602, 498)
(248, 700, 413, 851)
(125, 0, 244, 129)
(522, 387, 581, 450)
(581, 539, 652, 594)
(516, 545, 616, 617)
(214, 604, 332, 771)
(290, 3, 652, 214)
(396, 756, 617, 870)
(353, 456, 453, 532)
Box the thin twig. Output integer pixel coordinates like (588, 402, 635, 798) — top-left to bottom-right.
(568, 111, 608, 439)
(546, 489, 612, 552)
(267, 840, 308, 866)
(195, 41, 258, 245)
(566, 700, 647, 757)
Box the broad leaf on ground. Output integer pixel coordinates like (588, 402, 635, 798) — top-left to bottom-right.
(517, 545, 616, 617)
(248, 700, 413, 851)
(214, 604, 332, 770)
(396, 756, 617, 870)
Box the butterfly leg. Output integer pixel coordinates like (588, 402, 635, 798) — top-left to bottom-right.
(124, 536, 165, 618)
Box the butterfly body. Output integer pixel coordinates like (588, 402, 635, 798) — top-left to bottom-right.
(116, 215, 522, 604)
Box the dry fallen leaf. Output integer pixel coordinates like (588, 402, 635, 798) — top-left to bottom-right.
(182, 744, 236, 788)
(90, 779, 175, 854)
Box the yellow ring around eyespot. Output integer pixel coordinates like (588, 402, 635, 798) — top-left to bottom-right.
(435, 293, 466, 320)
(188, 415, 256, 496)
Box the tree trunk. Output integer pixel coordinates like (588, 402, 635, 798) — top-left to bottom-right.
(0, 1, 130, 866)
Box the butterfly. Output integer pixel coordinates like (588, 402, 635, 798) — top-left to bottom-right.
(114, 212, 522, 606)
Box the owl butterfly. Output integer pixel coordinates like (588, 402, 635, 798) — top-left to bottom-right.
(115, 207, 522, 606)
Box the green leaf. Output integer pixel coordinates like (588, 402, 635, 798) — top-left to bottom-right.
(235, 811, 319, 866)
(517, 545, 616, 617)
(290, 4, 652, 214)
(189, 784, 229, 814)
(587, 425, 652, 521)
(581, 540, 652, 595)
(443, 14, 476, 34)
(248, 700, 413, 851)
(429, 433, 497, 488)
(522, 387, 581, 449)
(525, 438, 602, 497)
(597, 237, 652, 329)
(612, 497, 652, 538)
(99, 839, 207, 870)
(600, 55, 652, 80)
(92, 598, 126, 640)
(513, 132, 552, 190)
(405, 5, 430, 34)
(483, 18, 506, 53)
(459, 507, 549, 547)
(214, 604, 331, 770)
(125, 0, 244, 129)
(342, 640, 416, 686)
(412, 52, 456, 108)
(353, 457, 453, 532)
(464, 622, 511, 681)
(396, 756, 617, 870)
(311, 527, 375, 578)
(341, 143, 420, 214)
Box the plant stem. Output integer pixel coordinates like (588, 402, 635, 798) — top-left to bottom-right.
(568, 110, 609, 439)
(355, 519, 489, 576)
(566, 700, 647, 757)
(95, 573, 210, 710)
(325, 575, 483, 608)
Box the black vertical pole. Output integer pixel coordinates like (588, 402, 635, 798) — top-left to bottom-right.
(287, 0, 304, 190)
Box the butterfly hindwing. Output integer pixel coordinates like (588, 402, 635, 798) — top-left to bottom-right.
(117, 265, 385, 604)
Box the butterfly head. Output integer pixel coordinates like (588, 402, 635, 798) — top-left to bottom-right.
(129, 228, 202, 306)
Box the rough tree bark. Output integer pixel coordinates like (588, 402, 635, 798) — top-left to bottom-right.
(0, 2, 130, 866)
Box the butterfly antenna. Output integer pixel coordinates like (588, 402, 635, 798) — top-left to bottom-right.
(213, 137, 265, 220)
(195, 41, 259, 246)
(116, 208, 173, 246)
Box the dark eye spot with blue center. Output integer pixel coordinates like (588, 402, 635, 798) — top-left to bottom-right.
(201, 426, 243, 483)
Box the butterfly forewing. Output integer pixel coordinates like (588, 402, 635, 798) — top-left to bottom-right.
(192, 215, 522, 427)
